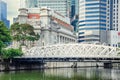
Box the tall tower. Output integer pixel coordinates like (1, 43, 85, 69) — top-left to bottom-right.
(106, 0, 119, 47)
(106, 0, 119, 31)
(71, 0, 79, 19)
(0, 0, 10, 28)
(25, 0, 37, 8)
(25, 0, 71, 17)
(78, 0, 107, 44)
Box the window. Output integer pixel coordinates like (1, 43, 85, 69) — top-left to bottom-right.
(114, 0, 115, 4)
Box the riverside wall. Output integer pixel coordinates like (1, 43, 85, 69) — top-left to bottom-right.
(0, 62, 120, 71)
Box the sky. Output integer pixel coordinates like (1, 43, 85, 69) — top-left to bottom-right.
(6, 0, 20, 25)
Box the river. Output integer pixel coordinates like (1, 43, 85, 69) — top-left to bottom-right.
(0, 68, 120, 80)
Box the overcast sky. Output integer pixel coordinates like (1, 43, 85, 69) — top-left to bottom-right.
(6, 0, 20, 24)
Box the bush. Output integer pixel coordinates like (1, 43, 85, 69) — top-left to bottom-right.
(2, 48, 23, 59)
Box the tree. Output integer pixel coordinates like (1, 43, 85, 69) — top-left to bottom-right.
(10, 23, 40, 46)
(2, 48, 23, 59)
(0, 21, 11, 55)
(0, 21, 24, 71)
(1, 48, 23, 71)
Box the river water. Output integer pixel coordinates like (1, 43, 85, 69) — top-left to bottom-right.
(0, 68, 120, 80)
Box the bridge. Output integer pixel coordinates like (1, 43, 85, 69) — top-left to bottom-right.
(11, 43, 120, 68)
(13, 43, 120, 62)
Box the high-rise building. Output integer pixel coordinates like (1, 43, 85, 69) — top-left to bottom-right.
(25, 0, 71, 17)
(71, 0, 75, 19)
(78, 0, 107, 44)
(0, 0, 10, 28)
(106, 0, 119, 31)
(70, 0, 79, 32)
(106, 0, 119, 47)
(75, 0, 79, 16)
(71, 0, 79, 19)
(118, 0, 120, 47)
(25, 0, 37, 8)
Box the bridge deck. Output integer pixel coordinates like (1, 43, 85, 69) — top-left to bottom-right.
(13, 57, 120, 63)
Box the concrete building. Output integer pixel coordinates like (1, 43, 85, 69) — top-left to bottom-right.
(118, 0, 120, 46)
(106, 0, 119, 47)
(77, 0, 120, 47)
(13, 7, 76, 48)
(25, 0, 71, 17)
(78, 0, 107, 44)
(0, 0, 10, 28)
(24, 0, 79, 32)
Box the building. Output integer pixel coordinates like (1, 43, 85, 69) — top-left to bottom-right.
(24, 0, 79, 32)
(71, 0, 75, 19)
(119, 0, 120, 47)
(71, 15, 79, 32)
(78, 0, 107, 44)
(25, 0, 37, 8)
(75, 0, 79, 16)
(106, 0, 119, 47)
(0, 0, 10, 28)
(25, 0, 71, 17)
(71, 0, 79, 20)
(13, 7, 76, 48)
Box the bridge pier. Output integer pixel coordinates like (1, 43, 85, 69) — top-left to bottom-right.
(104, 62, 113, 68)
(71, 62, 77, 68)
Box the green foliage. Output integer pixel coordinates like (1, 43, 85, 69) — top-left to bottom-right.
(10, 23, 40, 46)
(0, 21, 11, 54)
(1, 48, 23, 59)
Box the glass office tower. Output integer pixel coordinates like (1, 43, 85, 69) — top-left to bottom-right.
(0, 0, 10, 28)
(25, 0, 71, 17)
(78, 0, 107, 44)
(106, 0, 119, 47)
(25, 0, 38, 8)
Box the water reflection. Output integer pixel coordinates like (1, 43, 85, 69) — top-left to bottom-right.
(0, 68, 120, 80)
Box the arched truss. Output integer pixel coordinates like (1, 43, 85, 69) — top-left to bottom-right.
(24, 43, 120, 58)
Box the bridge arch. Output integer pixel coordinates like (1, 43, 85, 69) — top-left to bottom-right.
(24, 43, 120, 58)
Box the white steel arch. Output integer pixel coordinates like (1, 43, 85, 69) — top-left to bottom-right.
(24, 43, 120, 58)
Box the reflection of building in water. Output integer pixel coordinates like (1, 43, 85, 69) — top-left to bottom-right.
(44, 68, 75, 78)
(44, 68, 120, 80)
(13, 7, 76, 48)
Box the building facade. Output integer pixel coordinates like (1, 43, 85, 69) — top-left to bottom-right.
(71, 0, 75, 19)
(13, 7, 76, 48)
(25, 0, 37, 8)
(0, 0, 10, 28)
(78, 0, 107, 44)
(119, 0, 120, 47)
(70, 0, 79, 33)
(25, 0, 71, 17)
(106, 0, 119, 47)
(71, 0, 79, 19)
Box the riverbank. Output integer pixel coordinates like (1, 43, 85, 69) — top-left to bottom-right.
(0, 62, 100, 71)
(0, 62, 120, 72)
